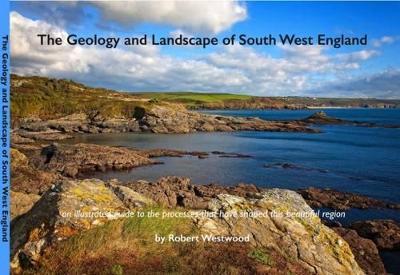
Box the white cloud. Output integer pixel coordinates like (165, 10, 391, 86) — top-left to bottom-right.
(309, 69, 400, 99)
(372, 36, 396, 47)
(92, 1, 247, 34)
(11, 12, 388, 97)
(14, 1, 247, 34)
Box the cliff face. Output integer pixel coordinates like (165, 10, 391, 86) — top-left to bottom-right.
(11, 177, 364, 274)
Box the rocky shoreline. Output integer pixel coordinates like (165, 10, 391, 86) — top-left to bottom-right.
(9, 109, 400, 274)
(16, 106, 317, 136)
(10, 134, 400, 274)
(12, 175, 365, 274)
(13, 110, 399, 146)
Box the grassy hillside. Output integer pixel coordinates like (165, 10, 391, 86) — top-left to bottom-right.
(135, 92, 252, 107)
(11, 75, 156, 122)
(136, 92, 400, 110)
(32, 207, 294, 274)
(11, 75, 400, 123)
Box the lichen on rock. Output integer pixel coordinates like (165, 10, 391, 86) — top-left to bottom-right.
(195, 190, 364, 275)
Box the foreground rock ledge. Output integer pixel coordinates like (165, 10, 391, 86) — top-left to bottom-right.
(11, 177, 364, 274)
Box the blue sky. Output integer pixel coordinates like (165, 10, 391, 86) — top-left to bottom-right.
(10, 1, 400, 98)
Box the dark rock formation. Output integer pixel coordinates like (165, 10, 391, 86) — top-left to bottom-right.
(333, 227, 386, 275)
(298, 187, 400, 211)
(264, 162, 328, 173)
(31, 143, 156, 178)
(350, 220, 400, 250)
(301, 111, 347, 125)
(211, 151, 252, 158)
(11, 148, 60, 195)
(301, 111, 399, 128)
(140, 148, 209, 158)
(16, 130, 73, 141)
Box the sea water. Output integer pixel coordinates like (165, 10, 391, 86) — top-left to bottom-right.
(73, 108, 400, 204)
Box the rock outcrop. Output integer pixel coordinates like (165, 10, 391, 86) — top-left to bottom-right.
(19, 112, 140, 134)
(11, 148, 60, 195)
(11, 177, 365, 274)
(11, 179, 132, 271)
(298, 187, 400, 211)
(300, 111, 398, 128)
(301, 111, 348, 125)
(333, 227, 386, 275)
(350, 220, 400, 250)
(194, 190, 364, 274)
(125, 176, 262, 209)
(31, 143, 156, 178)
(17, 106, 318, 137)
(10, 191, 41, 220)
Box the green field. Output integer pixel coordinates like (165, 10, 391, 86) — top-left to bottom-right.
(135, 92, 252, 107)
(11, 75, 399, 123)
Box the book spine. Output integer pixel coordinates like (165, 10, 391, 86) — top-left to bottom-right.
(0, 0, 10, 274)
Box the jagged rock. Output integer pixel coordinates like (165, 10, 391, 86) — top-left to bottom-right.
(350, 220, 400, 250)
(140, 148, 209, 158)
(20, 112, 141, 135)
(193, 190, 364, 275)
(18, 105, 318, 137)
(11, 148, 60, 194)
(125, 176, 262, 209)
(16, 130, 73, 141)
(10, 191, 40, 220)
(211, 151, 252, 158)
(301, 111, 382, 128)
(11, 133, 35, 144)
(298, 187, 400, 211)
(11, 178, 365, 275)
(106, 180, 154, 208)
(31, 143, 156, 177)
(333, 227, 386, 275)
(264, 162, 328, 173)
(11, 179, 128, 271)
(11, 148, 29, 168)
(302, 111, 345, 124)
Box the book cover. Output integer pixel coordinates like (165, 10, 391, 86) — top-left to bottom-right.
(1, 1, 399, 274)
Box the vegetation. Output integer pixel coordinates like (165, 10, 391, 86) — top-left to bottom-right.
(19, 204, 310, 274)
(135, 92, 252, 108)
(30, 208, 286, 274)
(11, 75, 155, 123)
(11, 74, 400, 124)
(248, 249, 275, 266)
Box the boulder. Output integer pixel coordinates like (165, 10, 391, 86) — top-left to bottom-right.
(106, 180, 154, 208)
(10, 191, 40, 220)
(302, 111, 346, 124)
(11, 148, 60, 194)
(125, 176, 262, 209)
(32, 143, 155, 177)
(193, 190, 364, 275)
(333, 227, 386, 275)
(11, 179, 128, 271)
(350, 220, 400, 250)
